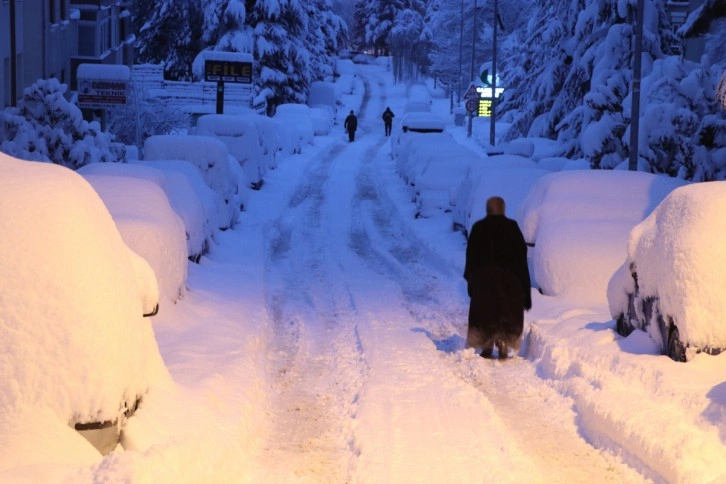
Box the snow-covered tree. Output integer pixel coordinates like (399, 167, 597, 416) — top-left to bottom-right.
(304, 0, 348, 81)
(499, 0, 674, 166)
(631, 56, 726, 180)
(0, 79, 124, 169)
(389, 8, 432, 82)
(134, 0, 205, 80)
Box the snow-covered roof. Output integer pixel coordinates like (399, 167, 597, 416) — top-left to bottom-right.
(76, 63, 131, 80)
(677, 0, 726, 37)
(201, 50, 254, 63)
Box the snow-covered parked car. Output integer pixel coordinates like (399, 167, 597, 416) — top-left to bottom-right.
(452, 155, 550, 236)
(78, 162, 208, 263)
(308, 81, 337, 123)
(274, 103, 315, 150)
(608, 182, 726, 362)
(399, 111, 445, 133)
(237, 110, 286, 171)
(80, 173, 188, 304)
(394, 131, 472, 183)
(518, 170, 689, 303)
(133, 159, 227, 256)
(143, 134, 240, 228)
(310, 105, 334, 135)
(194, 114, 265, 189)
(0, 153, 170, 457)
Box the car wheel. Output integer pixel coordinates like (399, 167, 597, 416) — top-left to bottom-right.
(667, 323, 687, 362)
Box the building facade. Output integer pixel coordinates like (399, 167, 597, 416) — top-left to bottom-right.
(0, 0, 133, 108)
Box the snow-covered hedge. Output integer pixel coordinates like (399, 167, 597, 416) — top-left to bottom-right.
(0, 78, 124, 168)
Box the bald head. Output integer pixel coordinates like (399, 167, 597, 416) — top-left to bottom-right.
(486, 196, 506, 216)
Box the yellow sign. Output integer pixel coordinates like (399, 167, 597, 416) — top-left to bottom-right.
(204, 60, 252, 84)
(478, 99, 492, 117)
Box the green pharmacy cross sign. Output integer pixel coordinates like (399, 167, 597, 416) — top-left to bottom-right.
(480, 69, 493, 87)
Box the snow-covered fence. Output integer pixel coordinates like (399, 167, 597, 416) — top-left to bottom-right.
(132, 64, 265, 115)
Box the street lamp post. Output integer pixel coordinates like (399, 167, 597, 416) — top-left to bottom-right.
(628, 0, 645, 171)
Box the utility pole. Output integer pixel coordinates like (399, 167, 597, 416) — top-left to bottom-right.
(628, 0, 645, 171)
(470, 0, 477, 84)
(458, 0, 464, 105)
(489, 0, 498, 146)
(10, 0, 17, 107)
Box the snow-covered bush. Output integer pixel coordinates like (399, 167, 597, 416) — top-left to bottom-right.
(0, 78, 124, 168)
(107, 95, 190, 148)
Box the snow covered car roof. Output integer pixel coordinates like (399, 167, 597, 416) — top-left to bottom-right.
(400, 112, 445, 132)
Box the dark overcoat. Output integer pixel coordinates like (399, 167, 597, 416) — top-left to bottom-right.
(344, 114, 358, 132)
(463, 215, 531, 348)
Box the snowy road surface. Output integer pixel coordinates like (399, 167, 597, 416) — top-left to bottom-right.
(235, 67, 649, 483)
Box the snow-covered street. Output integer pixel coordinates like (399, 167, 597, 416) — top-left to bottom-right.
(168, 66, 659, 482)
(3, 61, 726, 484)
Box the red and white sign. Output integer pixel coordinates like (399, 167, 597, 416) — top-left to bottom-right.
(465, 99, 479, 113)
(463, 84, 479, 100)
(77, 79, 129, 109)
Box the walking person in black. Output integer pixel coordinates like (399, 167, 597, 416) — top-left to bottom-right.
(382, 107, 395, 136)
(464, 196, 532, 359)
(344, 110, 358, 142)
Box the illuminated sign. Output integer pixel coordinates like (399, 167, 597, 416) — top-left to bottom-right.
(476, 86, 504, 99)
(204, 60, 253, 84)
(478, 99, 492, 117)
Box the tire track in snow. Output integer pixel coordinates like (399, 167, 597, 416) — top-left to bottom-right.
(253, 107, 392, 480)
(346, 136, 652, 482)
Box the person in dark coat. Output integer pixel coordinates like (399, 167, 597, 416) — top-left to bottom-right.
(382, 107, 395, 136)
(344, 110, 358, 142)
(464, 196, 532, 359)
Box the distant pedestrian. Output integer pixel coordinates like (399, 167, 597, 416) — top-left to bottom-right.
(382, 107, 395, 136)
(464, 196, 532, 359)
(344, 110, 358, 142)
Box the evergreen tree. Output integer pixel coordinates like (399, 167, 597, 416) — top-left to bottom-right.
(134, 0, 204, 80)
(389, 8, 432, 82)
(241, 0, 312, 113)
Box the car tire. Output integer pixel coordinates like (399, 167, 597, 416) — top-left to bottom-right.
(667, 322, 687, 362)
